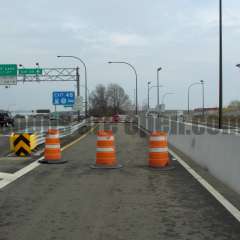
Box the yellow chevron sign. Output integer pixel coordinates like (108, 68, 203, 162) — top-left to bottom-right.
(13, 133, 37, 157)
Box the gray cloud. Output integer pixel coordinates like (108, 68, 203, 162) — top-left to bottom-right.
(0, 0, 240, 111)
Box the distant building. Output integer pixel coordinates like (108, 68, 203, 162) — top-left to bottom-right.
(36, 109, 51, 114)
(193, 108, 218, 116)
(32, 109, 51, 117)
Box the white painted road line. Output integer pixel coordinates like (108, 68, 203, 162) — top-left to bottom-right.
(0, 157, 42, 190)
(0, 172, 14, 180)
(169, 149, 240, 223)
(0, 126, 97, 190)
(139, 126, 240, 223)
(13, 158, 42, 179)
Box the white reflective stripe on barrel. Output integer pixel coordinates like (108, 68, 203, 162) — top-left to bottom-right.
(96, 148, 114, 152)
(149, 147, 168, 153)
(45, 144, 61, 149)
(150, 136, 166, 141)
(47, 134, 60, 139)
(97, 136, 114, 141)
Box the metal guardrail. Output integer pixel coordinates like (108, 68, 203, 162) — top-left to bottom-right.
(35, 120, 89, 145)
(9, 119, 92, 154)
(139, 114, 240, 136)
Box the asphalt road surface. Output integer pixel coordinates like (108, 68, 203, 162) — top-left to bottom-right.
(1, 124, 240, 240)
(0, 135, 11, 157)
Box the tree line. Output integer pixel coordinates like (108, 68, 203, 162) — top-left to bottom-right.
(89, 83, 132, 117)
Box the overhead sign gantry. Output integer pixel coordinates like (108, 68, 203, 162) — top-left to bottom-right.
(0, 64, 77, 84)
(0, 64, 83, 118)
(17, 68, 76, 82)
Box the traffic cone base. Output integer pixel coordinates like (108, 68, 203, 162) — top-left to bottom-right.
(148, 164, 175, 171)
(90, 163, 123, 169)
(39, 158, 67, 164)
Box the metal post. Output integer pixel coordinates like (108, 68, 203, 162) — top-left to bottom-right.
(134, 88, 136, 111)
(135, 72, 138, 115)
(76, 67, 80, 122)
(84, 66, 88, 118)
(114, 88, 117, 114)
(188, 82, 201, 116)
(147, 82, 150, 110)
(188, 86, 190, 115)
(36, 62, 40, 82)
(201, 80, 205, 117)
(157, 67, 162, 109)
(19, 64, 26, 82)
(219, 0, 223, 129)
(157, 70, 159, 107)
(116, 88, 119, 113)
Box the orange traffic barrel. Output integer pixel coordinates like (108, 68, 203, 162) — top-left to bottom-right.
(39, 129, 67, 164)
(91, 130, 122, 169)
(149, 131, 170, 168)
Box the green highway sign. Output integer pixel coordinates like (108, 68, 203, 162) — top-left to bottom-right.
(0, 64, 17, 85)
(18, 68, 43, 75)
(0, 64, 17, 76)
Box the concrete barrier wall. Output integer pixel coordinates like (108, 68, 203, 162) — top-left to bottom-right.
(139, 115, 240, 194)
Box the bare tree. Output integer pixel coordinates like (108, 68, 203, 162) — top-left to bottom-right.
(107, 84, 131, 114)
(89, 83, 131, 116)
(89, 84, 109, 117)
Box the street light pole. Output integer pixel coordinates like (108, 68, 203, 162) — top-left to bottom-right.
(76, 67, 80, 121)
(188, 82, 202, 115)
(219, 0, 223, 129)
(200, 80, 205, 117)
(77, 84, 91, 114)
(79, 84, 90, 105)
(57, 55, 88, 118)
(148, 85, 164, 110)
(150, 85, 161, 91)
(147, 81, 151, 110)
(114, 88, 117, 114)
(157, 67, 162, 108)
(108, 61, 138, 115)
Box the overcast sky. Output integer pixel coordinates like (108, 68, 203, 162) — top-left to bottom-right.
(0, 0, 240, 111)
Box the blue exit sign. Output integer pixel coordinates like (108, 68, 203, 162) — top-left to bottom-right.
(52, 91, 75, 106)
